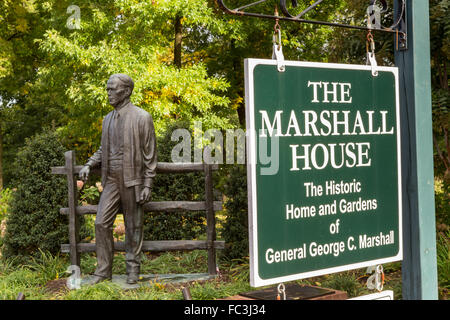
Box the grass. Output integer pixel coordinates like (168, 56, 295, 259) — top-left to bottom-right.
(0, 219, 447, 300)
(437, 230, 450, 298)
(1, 233, 446, 300)
(0, 248, 412, 300)
(0, 250, 250, 300)
(0, 256, 55, 300)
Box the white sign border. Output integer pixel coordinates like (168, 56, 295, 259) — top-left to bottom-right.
(245, 58, 403, 288)
(348, 290, 394, 300)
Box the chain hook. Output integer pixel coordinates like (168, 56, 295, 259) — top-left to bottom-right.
(366, 30, 378, 76)
(277, 283, 286, 300)
(366, 265, 385, 292)
(366, 30, 375, 53)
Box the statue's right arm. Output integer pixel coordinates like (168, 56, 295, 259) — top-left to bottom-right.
(85, 146, 102, 168)
(79, 146, 102, 181)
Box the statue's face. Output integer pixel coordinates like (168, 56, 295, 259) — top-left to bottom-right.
(106, 77, 129, 107)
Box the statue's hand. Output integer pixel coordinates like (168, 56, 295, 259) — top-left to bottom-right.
(139, 187, 151, 204)
(79, 165, 90, 182)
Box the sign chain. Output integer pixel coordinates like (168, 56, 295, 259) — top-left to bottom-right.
(271, 6, 285, 72)
(366, 30, 379, 76)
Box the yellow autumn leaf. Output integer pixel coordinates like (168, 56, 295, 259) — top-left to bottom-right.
(15, 18, 29, 32)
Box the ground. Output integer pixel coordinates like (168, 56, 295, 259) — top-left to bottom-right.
(31, 251, 412, 300)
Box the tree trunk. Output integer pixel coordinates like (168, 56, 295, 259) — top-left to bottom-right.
(174, 15, 182, 68)
(230, 40, 245, 126)
(445, 128, 450, 170)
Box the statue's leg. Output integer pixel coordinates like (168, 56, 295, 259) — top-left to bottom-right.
(121, 185, 144, 276)
(94, 174, 121, 279)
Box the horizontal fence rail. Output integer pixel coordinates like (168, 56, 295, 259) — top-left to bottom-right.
(52, 150, 223, 276)
(59, 201, 223, 215)
(61, 240, 225, 253)
(51, 163, 219, 175)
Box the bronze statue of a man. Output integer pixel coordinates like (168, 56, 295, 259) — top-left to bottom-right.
(79, 74, 157, 284)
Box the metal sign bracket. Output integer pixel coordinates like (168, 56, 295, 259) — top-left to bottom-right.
(216, 0, 408, 51)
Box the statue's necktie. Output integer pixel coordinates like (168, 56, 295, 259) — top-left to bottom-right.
(109, 110, 120, 158)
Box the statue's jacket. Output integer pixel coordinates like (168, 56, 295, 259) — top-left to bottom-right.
(86, 102, 157, 190)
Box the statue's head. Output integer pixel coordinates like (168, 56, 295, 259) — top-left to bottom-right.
(106, 74, 134, 107)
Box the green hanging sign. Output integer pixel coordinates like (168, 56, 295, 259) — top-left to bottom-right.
(245, 59, 403, 287)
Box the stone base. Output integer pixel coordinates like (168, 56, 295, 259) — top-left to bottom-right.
(80, 273, 216, 290)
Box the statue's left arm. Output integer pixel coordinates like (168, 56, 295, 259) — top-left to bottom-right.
(140, 112, 157, 202)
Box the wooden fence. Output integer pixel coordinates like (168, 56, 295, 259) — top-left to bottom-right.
(51, 150, 224, 276)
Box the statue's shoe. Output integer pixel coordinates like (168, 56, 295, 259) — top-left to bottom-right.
(90, 275, 111, 285)
(126, 273, 139, 284)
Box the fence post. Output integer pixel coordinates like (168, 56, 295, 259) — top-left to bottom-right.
(65, 150, 80, 268)
(204, 164, 217, 275)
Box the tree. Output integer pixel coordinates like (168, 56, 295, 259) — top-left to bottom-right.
(326, 0, 449, 179)
(430, 0, 450, 179)
(33, 0, 235, 162)
(0, 0, 238, 184)
(202, 0, 346, 126)
(0, 0, 352, 183)
(0, 0, 66, 188)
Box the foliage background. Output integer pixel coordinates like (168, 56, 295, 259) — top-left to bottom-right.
(143, 121, 207, 241)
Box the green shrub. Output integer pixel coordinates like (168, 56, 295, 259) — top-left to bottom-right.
(143, 122, 206, 241)
(1, 130, 88, 263)
(221, 164, 249, 260)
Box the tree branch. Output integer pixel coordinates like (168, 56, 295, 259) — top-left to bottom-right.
(433, 131, 450, 172)
(174, 15, 183, 68)
(445, 127, 450, 165)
